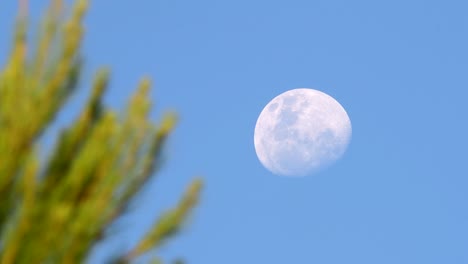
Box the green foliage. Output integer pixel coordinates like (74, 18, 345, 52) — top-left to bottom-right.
(0, 1, 202, 263)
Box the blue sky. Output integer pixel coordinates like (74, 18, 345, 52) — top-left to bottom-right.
(1, 0, 468, 263)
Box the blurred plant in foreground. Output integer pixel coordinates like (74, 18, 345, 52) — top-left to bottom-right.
(0, 1, 202, 263)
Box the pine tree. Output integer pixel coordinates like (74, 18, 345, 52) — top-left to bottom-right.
(0, 1, 202, 263)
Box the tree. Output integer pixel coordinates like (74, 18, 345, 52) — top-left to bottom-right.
(0, 0, 202, 263)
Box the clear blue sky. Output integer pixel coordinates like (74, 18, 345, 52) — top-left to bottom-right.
(1, 1, 468, 263)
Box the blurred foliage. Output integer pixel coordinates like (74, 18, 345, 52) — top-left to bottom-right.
(0, 0, 202, 263)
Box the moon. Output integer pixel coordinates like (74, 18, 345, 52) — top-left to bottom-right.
(254, 88, 352, 176)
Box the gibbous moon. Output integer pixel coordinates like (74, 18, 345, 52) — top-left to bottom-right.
(254, 88, 352, 176)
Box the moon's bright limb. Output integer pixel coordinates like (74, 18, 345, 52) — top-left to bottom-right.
(254, 88, 352, 176)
